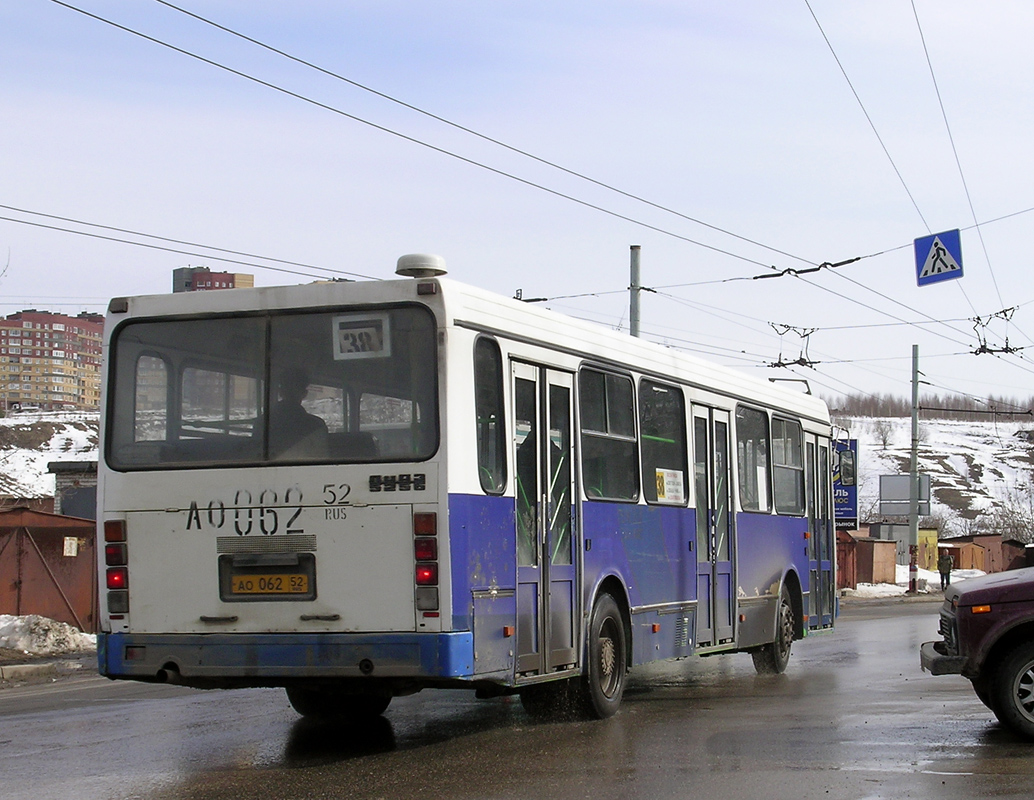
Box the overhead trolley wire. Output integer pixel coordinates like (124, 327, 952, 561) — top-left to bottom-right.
(804, 0, 930, 231)
(911, 0, 1006, 312)
(0, 209, 376, 282)
(147, 0, 817, 270)
(805, 2, 1032, 351)
(40, 2, 1034, 391)
(48, 0, 791, 273)
(0, 203, 382, 280)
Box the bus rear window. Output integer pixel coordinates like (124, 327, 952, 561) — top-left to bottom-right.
(107, 306, 438, 469)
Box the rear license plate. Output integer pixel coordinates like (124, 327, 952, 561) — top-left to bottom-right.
(218, 552, 316, 602)
(230, 574, 310, 595)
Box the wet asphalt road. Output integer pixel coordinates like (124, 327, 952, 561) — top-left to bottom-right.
(1, 600, 1031, 800)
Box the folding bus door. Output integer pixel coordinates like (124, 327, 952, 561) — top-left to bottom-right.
(805, 434, 836, 629)
(693, 406, 735, 647)
(513, 362, 578, 676)
(815, 442, 835, 626)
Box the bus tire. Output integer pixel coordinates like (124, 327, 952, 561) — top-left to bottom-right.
(989, 641, 1034, 740)
(285, 686, 392, 720)
(751, 585, 794, 675)
(578, 593, 627, 718)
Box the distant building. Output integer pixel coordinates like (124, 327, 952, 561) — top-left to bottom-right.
(48, 460, 97, 520)
(0, 309, 103, 411)
(173, 266, 254, 293)
(868, 522, 939, 568)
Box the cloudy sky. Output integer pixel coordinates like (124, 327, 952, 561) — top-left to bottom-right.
(2, 1, 1034, 404)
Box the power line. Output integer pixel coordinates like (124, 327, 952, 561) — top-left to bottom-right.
(0, 213, 353, 282)
(0, 203, 380, 281)
(911, 0, 1006, 311)
(150, 0, 817, 269)
(804, 0, 930, 230)
(48, 0, 790, 272)
(521, 205, 1034, 300)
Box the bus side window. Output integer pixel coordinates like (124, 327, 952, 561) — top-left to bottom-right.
(134, 354, 168, 442)
(772, 418, 805, 515)
(579, 369, 638, 501)
(638, 380, 687, 505)
(473, 337, 506, 494)
(735, 406, 771, 512)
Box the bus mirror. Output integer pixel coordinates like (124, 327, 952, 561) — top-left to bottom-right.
(838, 449, 856, 486)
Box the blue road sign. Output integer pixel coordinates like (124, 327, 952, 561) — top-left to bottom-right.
(915, 228, 963, 286)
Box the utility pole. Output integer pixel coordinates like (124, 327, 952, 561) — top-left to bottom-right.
(629, 245, 641, 338)
(908, 344, 920, 593)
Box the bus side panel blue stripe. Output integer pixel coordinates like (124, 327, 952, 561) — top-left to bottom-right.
(448, 494, 516, 631)
(736, 512, 809, 595)
(581, 502, 696, 608)
(98, 631, 475, 678)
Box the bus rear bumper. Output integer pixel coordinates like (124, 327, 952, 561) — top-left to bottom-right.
(98, 631, 475, 685)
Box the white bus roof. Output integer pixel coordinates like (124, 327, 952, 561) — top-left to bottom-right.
(107, 274, 829, 426)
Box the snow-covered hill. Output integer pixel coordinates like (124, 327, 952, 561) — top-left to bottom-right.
(0, 411, 99, 499)
(841, 416, 1034, 535)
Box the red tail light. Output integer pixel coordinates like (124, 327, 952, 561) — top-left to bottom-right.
(414, 537, 437, 561)
(104, 519, 126, 542)
(107, 567, 128, 590)
(414, 512, 439, 612)
(416, 563, 438, 586)
(413, 512, 437, 537)
(105, 543, 127, 566)
(104, 520, 130, 615)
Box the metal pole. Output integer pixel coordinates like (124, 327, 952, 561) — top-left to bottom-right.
(908, 344, 920, 593)
(630, 245, 641, 338)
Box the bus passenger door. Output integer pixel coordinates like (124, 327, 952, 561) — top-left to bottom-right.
(805, 435, 835, 629)
(693, 407, 735, 647)
(513, 363, 578, 676)
(816, 442, 835, 626)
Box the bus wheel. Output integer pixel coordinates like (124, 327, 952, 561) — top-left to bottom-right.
(286, 686, 392, 720)
(579, 593, 627, 718)
(752, 586, 794, 675)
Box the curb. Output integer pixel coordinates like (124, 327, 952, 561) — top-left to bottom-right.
(0, 660, 86, 683)
(839, 592, 944, 606)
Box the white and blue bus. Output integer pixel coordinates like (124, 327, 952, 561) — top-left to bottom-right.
(97, 255, 835, 719)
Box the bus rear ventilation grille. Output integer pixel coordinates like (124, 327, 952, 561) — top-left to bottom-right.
(216, 535, 317, 554)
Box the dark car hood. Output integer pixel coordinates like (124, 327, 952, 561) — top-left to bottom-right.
(948, 566, 1034, 607)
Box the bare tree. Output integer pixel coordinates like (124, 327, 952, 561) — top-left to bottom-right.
(983, 484, 1034, 544)
(872, 419, 894, 450)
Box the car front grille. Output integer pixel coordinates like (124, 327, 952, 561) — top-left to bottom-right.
(938, 612, 958, 654)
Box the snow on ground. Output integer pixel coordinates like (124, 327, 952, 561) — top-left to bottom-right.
(0, 411, 98, 497)
(842, 564, 986, 599)
(843, 416, 1034, 530)
(0, 614, 96, 655)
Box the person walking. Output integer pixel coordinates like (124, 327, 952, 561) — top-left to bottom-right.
(937, 551, 954, 591)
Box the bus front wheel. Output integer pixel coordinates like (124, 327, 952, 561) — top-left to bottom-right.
(752, 586, 795, 675)
(286, 686, 392, 720)
(579, 593, 627, 718)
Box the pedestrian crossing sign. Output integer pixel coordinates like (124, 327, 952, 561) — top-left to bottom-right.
(915, 228, 963, 286)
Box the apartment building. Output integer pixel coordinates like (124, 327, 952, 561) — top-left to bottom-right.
(0, 310, 104, 411)
(173, 266, 254, 292)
